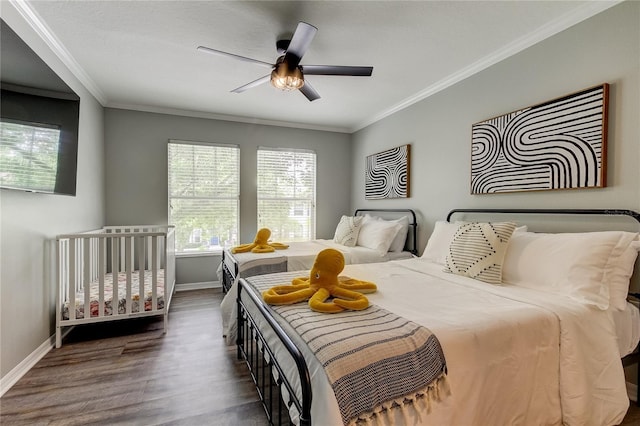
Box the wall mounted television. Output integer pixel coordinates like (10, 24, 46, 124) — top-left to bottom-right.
(0, 19, 80, 196)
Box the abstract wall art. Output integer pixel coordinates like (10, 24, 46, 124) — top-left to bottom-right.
(365, 144, 410, 199)
(471, 83, 608, 194)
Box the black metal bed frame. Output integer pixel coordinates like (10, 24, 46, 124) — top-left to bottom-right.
(236, 208, 640, 426)
(222, 208, 418, 293)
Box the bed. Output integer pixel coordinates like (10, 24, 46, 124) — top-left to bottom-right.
(218, 208, 418, 294)
(230, 209, 640, 426)
(55, 225, 176, 348)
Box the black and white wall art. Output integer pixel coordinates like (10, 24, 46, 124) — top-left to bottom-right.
(471, 83, 608, 194)
(365, 144, 410, 199)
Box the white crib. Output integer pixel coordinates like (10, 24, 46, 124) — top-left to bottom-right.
(55, 225, 176, 348)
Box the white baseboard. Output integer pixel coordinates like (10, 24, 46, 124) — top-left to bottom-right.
(0, 327, 72, 397)
(175, 280, 220, 292)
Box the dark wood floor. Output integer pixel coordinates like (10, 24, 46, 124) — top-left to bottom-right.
(1, 288, 639, 425)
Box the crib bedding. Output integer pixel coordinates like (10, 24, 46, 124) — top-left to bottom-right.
(238, 258, 629, 426)
(62, 270, 165, 320)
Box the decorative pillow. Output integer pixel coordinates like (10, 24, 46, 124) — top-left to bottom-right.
(444, 222, 517, 284)
(422, 221, 527, 265)
(502, 230, 639, 310)
(356, 217, 402, 255)
(333, 215, 363, 247)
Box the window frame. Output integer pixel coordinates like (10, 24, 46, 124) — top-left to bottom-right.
(167, 139, 240, 256)
(257, 146, 317, 242)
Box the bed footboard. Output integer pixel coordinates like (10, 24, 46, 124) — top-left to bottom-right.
(56, 225, 175, 348)
(237, 278, 312, 426)
(221, 250, 237, 294)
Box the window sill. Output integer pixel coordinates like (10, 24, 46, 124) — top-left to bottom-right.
(175, 250, 222, 259)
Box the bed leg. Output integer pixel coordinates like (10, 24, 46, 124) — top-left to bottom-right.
(163, 313, 168, 335)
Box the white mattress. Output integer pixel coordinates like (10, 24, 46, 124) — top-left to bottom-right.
(237, 258, 630, 426)
(612, 300, 640, 357)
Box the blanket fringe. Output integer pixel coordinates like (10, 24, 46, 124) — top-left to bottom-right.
(349, 372, 451, 426)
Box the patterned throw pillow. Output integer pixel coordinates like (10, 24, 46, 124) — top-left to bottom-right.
(333, 215, 364, 247)
(444, 221, 517, 284)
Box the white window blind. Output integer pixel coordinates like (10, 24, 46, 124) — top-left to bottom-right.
(257, 147, 316, 241)
(168, 140, 239, 254)
(0, 120, 60, 193)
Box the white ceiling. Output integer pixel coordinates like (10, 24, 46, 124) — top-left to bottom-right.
(14, 0, 620, 133)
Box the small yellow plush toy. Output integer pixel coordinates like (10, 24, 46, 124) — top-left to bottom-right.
(263, 248, 377, 313)
(231, 228, 289, 254)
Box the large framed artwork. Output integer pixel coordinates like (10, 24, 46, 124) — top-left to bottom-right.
(471, 83, 609, 194)
(365, 144, 410, 199)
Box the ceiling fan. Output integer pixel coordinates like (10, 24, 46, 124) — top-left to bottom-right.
(197, 22, 373, 102)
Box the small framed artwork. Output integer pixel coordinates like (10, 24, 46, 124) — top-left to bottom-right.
(365, 144, 410, 199)
(470, 83, 608, 194)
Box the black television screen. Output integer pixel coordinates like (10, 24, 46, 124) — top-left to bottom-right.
(0, 19, 80, 196)
(1, 87, 80, 195)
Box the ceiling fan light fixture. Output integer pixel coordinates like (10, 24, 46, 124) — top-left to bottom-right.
(270, 60, 304, 91)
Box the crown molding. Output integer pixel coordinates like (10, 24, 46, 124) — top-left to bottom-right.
(352, 0, 623, 133)
(106, 102, 350, 134)
(9, 0, 107, 104)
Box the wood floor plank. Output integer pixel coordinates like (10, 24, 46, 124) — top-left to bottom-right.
(1, 288, 638, 425)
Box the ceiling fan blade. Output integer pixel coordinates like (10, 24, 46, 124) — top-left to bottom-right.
(299, 81, 320, 102)
(300, 65, 373, 77)
(301, 65, 373, 76)
(197, 46, 273, 68)
(284, 22, 317, 68)
(231, 75, 271, 93)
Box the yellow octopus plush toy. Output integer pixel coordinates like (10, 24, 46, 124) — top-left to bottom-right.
(262, 248, 377, 313)
(231, 228, 289, 254)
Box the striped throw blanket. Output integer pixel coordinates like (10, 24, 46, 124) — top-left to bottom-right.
(248, 273, 449, 426)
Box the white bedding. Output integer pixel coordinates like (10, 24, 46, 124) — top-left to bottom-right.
(236, 258, 630, 426)
(219, 239, 414, 337)
(222, 238, 413, 278)
(612, 300, 640, 357)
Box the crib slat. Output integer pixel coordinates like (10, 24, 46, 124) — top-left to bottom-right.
(83, 238, 91, 318)
(138, 236, 145, 313)
(99, 237, 106, 318)
(152, 235, 158, 311)
(69, 239, 76, 321)
(126, 236, 133, 314)
(112, 237, 119, 317)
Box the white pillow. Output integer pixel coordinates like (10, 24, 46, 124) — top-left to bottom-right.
(444, 221, 517, 285)
(422, 221, 459, 265)
(502, 230, 639, 310)
(369, 215, 410, 252)
(607, 239, 640, 311)
(333, 215, 363, 247)
(356, 218, 402, 255)
(422, 221, 527, 265)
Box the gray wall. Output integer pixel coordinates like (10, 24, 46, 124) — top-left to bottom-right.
(350, 0, 639, 386)
(104, 108, 352, 284)
(0, 6, 105, 378)
(351, 1, 640, 254)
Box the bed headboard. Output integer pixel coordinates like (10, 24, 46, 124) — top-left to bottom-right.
(446, 208, 640, 295)
(354, 208, 418, 255)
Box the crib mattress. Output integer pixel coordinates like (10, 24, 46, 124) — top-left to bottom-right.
(62, 270, 165, 320)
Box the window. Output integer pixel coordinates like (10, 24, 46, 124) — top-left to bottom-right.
(257, 147, 316, 241)
(168, 140, 239, 254)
